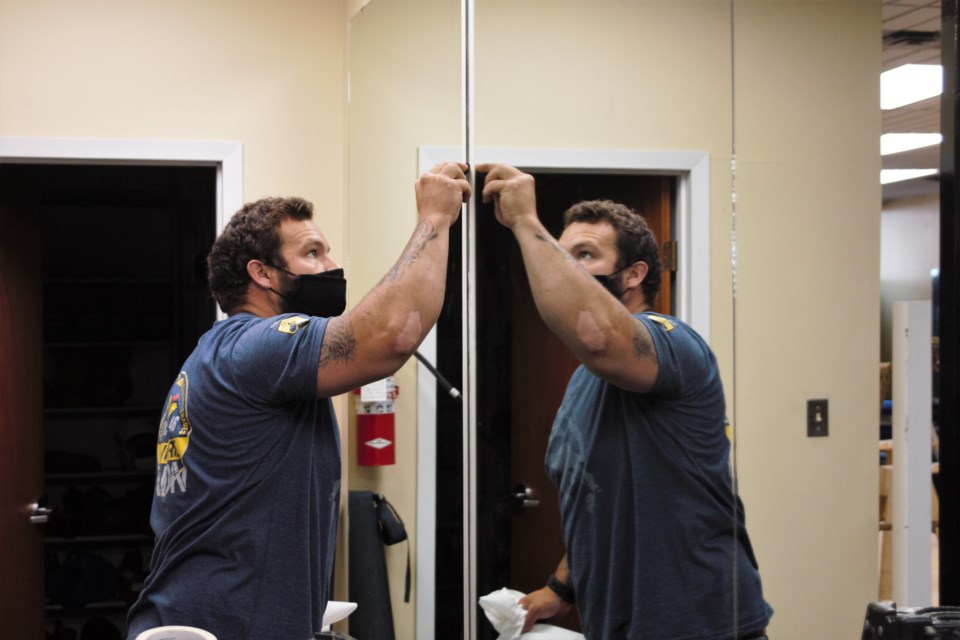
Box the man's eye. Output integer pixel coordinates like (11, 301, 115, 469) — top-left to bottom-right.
(578, 251, 592, 260)
(307, 249, 319, 258)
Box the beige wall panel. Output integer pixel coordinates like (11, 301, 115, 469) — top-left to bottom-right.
(734, 162, 880, 623)
(346, 1, 462, 637)
(734, 0, 880, 164)
(0, 0, 346, 244)
(733, 3, 881, 634)
(475, 0, 734, 154)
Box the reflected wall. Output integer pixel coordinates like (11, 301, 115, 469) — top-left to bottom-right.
(474, 0, 736, 395)
(471, 2, 736, 638)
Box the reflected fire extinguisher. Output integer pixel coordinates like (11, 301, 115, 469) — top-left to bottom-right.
(354, 376, 399, 466)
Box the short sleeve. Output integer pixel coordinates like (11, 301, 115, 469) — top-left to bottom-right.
(639, 313, 715, 398)
(229, 314, 328, 403)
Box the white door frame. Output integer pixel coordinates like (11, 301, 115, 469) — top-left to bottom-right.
(0, 137, 243, 233)
(415, 145, 711, 639)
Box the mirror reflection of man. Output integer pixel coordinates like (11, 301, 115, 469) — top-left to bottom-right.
(126, 162, 470, 640)
(478, 164, 772, 640)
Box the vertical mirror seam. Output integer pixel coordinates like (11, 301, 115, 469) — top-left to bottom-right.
(729, 0, 741, 635)
(461, 0, 477, 638)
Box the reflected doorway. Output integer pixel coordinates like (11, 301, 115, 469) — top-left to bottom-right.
(434, 171, 675, 639)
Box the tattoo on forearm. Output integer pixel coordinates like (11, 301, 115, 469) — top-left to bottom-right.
(319, 319, 357, 367)
(382, 220, 437, 284)
(632, 321, 658, 362)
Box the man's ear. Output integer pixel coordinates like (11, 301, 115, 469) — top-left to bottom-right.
(246, 259, 274, 290)
(624, 261, 649, 291)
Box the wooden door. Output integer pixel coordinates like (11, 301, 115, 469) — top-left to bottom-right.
(504, 173, 673, 631)
(0, 168, 45, 639)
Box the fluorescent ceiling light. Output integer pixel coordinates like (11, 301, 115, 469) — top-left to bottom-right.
(880, 168, 938, 184)
(881, 64, 942, 110)
(880, 133, 942, 155)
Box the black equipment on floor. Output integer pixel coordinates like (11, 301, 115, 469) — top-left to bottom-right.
(862, 601, 960, 639)
(348, 491, 409, 640)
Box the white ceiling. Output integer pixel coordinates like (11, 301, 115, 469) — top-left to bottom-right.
(881, 0, 941, 202)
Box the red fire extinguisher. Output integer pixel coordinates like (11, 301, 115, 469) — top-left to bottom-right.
(354, 376, 399, 466)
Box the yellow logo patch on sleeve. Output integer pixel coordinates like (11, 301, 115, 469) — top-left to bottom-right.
(278, 315, 311, 335)
(646, 314, 675, 332)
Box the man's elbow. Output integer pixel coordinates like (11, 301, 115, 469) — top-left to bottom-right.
(389, 309, 425, 359)
(573, 310, 612, 355)
(370, 310, 427, 370)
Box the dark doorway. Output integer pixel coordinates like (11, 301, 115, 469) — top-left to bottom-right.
(0, 163, 217, 638)
(432, 171, 674, 639)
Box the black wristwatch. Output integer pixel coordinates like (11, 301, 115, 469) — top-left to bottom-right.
(547, 574, 575, 604)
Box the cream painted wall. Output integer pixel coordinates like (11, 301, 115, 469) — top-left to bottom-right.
(0, 0, 351, 617)
(0, 0, 346, 235)
(346, 1, 462, 638)
(734, 1, 881, 637)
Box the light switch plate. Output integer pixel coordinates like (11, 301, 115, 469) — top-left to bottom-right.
(807, 399, 828, 437)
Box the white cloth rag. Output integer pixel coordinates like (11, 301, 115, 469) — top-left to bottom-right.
(479, 588, 585, 640)
(321, 601, 358, 631)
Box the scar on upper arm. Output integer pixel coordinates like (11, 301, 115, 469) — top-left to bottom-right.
(576, 310, 607, 352)
(632, 319, 658, 362)
(395, 310, 422, 354)
(319, 318, 357, 367)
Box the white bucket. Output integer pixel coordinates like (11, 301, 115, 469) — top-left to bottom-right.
(134, 626, 217, 640)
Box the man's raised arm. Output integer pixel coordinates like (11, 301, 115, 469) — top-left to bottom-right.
(315, 162, 470, 397)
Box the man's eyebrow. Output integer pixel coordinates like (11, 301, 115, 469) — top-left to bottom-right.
(300, 237, 331, 252)
(567, 240, 599, 252)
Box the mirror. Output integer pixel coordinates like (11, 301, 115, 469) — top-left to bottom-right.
(345, 0, 464, 638)
(470, 2, 738, 639)
(347, 1, 883, 638)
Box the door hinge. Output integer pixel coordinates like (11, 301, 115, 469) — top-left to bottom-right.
(662, 240, 678, 272)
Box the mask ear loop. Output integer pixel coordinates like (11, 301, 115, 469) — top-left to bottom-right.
(600, 263, 630, 280)
(263, 263, 303, 298)
(601, 261, 642, 300)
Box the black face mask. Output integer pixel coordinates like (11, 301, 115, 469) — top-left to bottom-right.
(594, 265, 629, 299)
(271, 266, 347, 318)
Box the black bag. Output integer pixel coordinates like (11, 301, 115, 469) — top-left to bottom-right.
(372, 494, 410, 602)
(373, 494, 407, 545)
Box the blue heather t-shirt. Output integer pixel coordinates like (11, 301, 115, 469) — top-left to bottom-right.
(545, 312, 772, 640)
(127, 312, 340, 640)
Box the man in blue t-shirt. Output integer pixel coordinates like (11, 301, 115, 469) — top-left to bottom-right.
(126, 162, 470, 640)
(478, 164, 772, 640)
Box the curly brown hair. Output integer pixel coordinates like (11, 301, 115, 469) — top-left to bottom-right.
(562, 199, 661, 304)
(207, 197, 314, 313)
